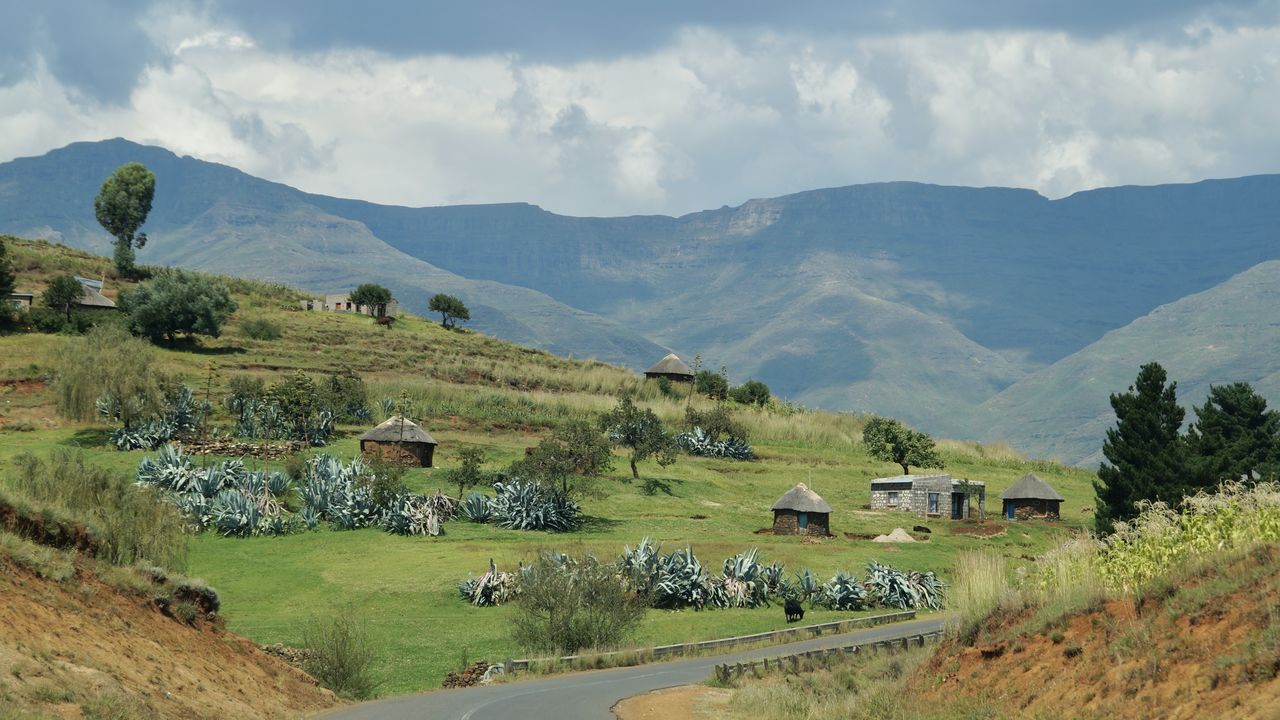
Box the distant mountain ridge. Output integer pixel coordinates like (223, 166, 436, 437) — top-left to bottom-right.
(2, 138, 1278, 463)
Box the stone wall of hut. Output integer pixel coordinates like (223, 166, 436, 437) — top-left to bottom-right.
(360, 440, 433, 468)
(772, 510, 830, 536)
(1006, 499, 1061, 520)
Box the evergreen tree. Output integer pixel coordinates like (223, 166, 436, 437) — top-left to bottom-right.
(1187, 382, 1280, 485)
(42, 275, 84, 324)
(1093, 362, 1189, 534)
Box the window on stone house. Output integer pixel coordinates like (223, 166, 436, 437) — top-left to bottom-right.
(887, 491, 899, 507)
(928, 492, 940, 514)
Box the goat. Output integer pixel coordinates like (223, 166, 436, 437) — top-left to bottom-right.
(784, 597, 804, 623)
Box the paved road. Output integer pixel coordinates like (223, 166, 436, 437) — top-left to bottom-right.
(321, 616, 945, 720)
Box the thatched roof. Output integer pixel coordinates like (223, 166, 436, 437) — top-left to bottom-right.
(644, 353, 694, 377)
(771, 483, 832, 513)
(999, 474, 1063, 501)
(359, 416, 437, 445)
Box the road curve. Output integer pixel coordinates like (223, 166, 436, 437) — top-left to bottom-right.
(320, 615, 945, 720)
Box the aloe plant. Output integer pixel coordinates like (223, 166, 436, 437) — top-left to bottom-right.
(815, 571, 869, 611)
(674, 427, 754, 460)
(489, 480, 581, 532)
(460, 492, 492, 523)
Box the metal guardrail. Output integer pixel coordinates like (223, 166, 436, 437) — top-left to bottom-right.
(712, 630, 944, 684)
(503, 610, 918, 672)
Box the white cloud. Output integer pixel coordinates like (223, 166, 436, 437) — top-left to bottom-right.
(1, 13, 1278, 215)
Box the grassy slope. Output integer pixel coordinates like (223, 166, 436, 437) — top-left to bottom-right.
(0, 237, 1095, 695)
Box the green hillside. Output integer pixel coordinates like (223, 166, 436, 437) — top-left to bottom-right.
(4, 139, 1280, 456)
(971, 260, 1280, 466)
(0, 237, 1097, 695)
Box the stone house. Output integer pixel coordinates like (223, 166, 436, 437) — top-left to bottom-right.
(770, 483, 832, 536)
(6, 292, 34, 312)
(358, 416, 438, 467)
(301, 293, 400, 318)
(999, 473, 1063, 520)
(870, 474, 985, 520)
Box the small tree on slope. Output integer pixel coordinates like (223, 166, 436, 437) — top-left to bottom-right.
(861, 416, 943, 475)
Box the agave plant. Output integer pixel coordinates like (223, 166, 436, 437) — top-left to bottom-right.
(331, 484, 382, 530)
(212, 490, 261, 538)
(266, 471, 292, 497)
(137, 445, 199, 493)
(172, 492, 214, 530)
(620, 536, 661, 592)
(718, 548, 769, 608)
(674, 427, 754, 460)
(651, 546, 715, 609)
(792, 568, 821, 604)
(458, 559, 518, 607)
(460, 492, 492, 523)
(815, 571, 869, 611)
(864, 561, 939, 610)
(383, 493, 444, 536)
(489, 480, 581, 532)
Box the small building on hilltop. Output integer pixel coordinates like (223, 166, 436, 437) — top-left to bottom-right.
(316, 293, 399, 318)
(6, 292, 34, 312)
(644, 353, 695, 382)
(870, 474, 985, 520)
(359, 416, 438, 467)
(1000, 473, 1063, 520)
(771, 483, 832, 536)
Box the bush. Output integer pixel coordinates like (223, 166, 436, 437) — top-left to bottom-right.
(53, 325, 160, 425)
(121, 268, 237, 343)
(511, 552, 646, 655)
(241, 317, 282, 340)
(694, 370, 728, 400)
(729, 379, 771, 406)
(302, 611, 381, 699)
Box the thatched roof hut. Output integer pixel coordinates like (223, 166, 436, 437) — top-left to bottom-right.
(999, 473, 1063, 520)
(644, 353, 695, 382)
(770, 483, 832, 536)
(359, 416, 438, 467)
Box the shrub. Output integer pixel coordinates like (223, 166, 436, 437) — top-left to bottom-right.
(947, 551, 1011, 645)
(729, 379, 771, 406)
(53, 325, 161, 425)
(510, 552, 646, 655)
(120, 268, 237, 343)
(694, 369, 728, 400)
(302, 611, 381, 700)
(241, 317, 282, 341)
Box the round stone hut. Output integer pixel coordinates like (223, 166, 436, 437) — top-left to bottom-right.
(771, 483, 832, 536)
(999, 473, 1064, 520)
(359, 416, 438, 467)
(643, 353, 695, 382)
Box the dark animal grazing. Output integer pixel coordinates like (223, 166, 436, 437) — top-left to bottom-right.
(784, 598, 804, 623)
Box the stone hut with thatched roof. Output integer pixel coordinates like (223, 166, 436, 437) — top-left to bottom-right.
(359, 416, 438, 467)
(644, 353, 695, 382)
(771, 483, 832, 536)
(1000, 473, 1063, 520)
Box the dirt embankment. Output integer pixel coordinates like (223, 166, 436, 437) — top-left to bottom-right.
(914, 545, 1280, 719)
(0, 555, 339, 719)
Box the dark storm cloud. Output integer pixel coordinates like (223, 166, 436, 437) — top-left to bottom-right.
(0, 0, 159, 104)
(209, 0, 1280, 58)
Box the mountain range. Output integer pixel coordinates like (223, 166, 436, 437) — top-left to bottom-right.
(2, 138, 1278, 464)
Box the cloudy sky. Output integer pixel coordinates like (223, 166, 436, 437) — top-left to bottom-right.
(1, 1, 1278, 216)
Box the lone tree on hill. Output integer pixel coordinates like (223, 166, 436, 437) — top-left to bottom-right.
(511, 421, 615, 495)
(1094, 362, 1189, 535)
(349, 283, 392, 317)
(448, 445, 488, 499)
(42, 275, 84, 324)
(862, 415, 944, 475)
(1187, 382, 1280, 485)
(428, 293, 470, 329)
(600, 396, 677, 481)
(0, 239, 15, 325)
(729, 379, 771, 407)
(94, 162, 156, 276)
(121, 269, 237, 344)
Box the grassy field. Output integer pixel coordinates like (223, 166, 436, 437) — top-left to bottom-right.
(0, 237, 1099, 695)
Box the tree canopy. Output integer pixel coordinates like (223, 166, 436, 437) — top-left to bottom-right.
(42, 275, 84, 323)
(0, 239, 16, 325)
(694, 369, 728, 400)
(1187, 382, 1280, 485)
(1093, 362, 1189, 534)
(861, 415, 944, 475)
(511, 421, 615, 495)
(121, 269, 237, 344)
(349, 283, 392, 317)
(428, 293, 470, 329)
(729, 379, 771, 406)
(600, 396, 677, 481)
(94, 163, 155, 276)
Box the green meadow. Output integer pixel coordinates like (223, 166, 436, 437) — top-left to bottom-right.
(0, 237, 1096, 695)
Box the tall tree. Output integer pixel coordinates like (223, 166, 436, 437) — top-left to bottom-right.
(94, 162, 156, 276)
(0, 238, 15, 325)
(1094, 362, 1189, 534)
(349, 283, 392, 317)
(861, 416, 944, 475)
(1187, 382, 1280, 485)
(42, 275, 84, 324)
(428, 293, 470, 329)
(599, 396, 677, 480)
